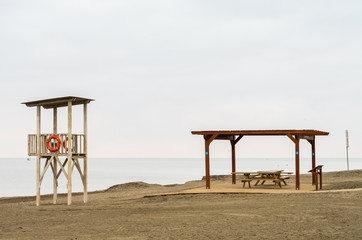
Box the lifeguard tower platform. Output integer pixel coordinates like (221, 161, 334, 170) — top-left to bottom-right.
(22, 96, 94, 206)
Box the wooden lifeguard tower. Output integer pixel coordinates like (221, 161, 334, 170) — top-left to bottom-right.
(22, 96, 94, 206)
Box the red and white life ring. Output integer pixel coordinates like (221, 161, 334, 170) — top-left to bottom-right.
(63, 136, 74, 152)
(46, 135, 61, 152)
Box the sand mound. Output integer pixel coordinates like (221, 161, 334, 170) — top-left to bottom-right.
(323, 181, 362, 190)
(106, 181, 162, 192)
(201, 175, 231, 181)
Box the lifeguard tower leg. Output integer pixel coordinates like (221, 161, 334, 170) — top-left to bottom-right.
(83, 103, 88, 203)
(36, 105, 41, 206)
(53, 107, 58, 204)
(67, 101, 72, 205)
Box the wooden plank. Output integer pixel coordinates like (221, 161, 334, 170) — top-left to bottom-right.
(74, 159, 84, 185)
(56, 157, 68, 179)
(53, 156, 57, 204)
(31, 135, 33, 155)
(233, 172, 258, 174)
(28, 135, 30, 156)
(71, 158, 75, 175)
(40, 157, 52, 184)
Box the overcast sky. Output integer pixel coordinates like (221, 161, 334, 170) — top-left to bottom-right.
(1, 0, 361, 158)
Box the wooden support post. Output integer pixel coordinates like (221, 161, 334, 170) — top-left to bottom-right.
(83, 103, 88, 203)
(287, 133, 300, 190)
(311, 138, 316, 185)
(230, 135, 243, 185)
(319, 167, 322, 189)
(36, 106, 41, 206)
(204, 139, 210, 189)
(295, 136, 300, 190)
(53, 108, 57, 204)
(67, 101, 72, 205)
(204, 134, 218, 189)
(231, 136, 236, 184)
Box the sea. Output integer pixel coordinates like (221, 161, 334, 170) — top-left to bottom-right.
(0, 157, 361, 198)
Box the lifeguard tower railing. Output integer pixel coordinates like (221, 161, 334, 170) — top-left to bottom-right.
(28, 134, 85, 156)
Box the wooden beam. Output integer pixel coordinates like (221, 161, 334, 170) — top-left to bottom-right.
(192, 129, 329, 136)
(53, 108, 57, 204)
(36, 105, 41, 206)
(203, 134, 219, 189)
(40, 157, 52, 184)
(295, 136, 300, 190)
(231, 136, 236, 184)
(230, 135, 243, 184)
(56, 157, 68, 179)
(28, 135, 30, 156)
(67, 101, 72, 205)
(286, 133, 297, 144)
(50, 162, 58, 186)
(205, 134, 218, 145)
(311, 139, 316, 185)
(83, 103, 88, 203)
(204, 138, 211, 189)
(299, 135, 314, 141)
(53, 108, 57, 134)
(234, 135, 243, 144)
(215, 135, 233, 140)
(74, 159, 85, 185)
(69, 158, 76, 177)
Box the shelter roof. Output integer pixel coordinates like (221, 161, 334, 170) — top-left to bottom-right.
(22, 96, 94, 109)
(192, 130, 329, 138)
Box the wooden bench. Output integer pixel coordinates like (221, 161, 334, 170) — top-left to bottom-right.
(233, 172, 258, 188)
(279, 176, 290, 186)
(254, 177, 282, 188)
(240, 179, 253, 188)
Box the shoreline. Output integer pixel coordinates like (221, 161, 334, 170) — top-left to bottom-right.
(2, 169, 362, 202)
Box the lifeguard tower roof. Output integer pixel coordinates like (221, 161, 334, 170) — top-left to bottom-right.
(22, 96, 94, 109)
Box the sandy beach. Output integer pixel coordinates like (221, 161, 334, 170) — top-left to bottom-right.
(1, 170, 362, 239)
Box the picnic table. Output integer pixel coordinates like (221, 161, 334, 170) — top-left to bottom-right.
(233, 170, 293, 188)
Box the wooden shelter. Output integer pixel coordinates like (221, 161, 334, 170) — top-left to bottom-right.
(23, 96, 94, 206)
(191, 130, 329, 190)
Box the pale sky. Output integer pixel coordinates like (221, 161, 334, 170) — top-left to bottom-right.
(1, 1, 361, 158)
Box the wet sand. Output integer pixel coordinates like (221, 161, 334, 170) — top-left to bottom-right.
(1, 170, 362, 239)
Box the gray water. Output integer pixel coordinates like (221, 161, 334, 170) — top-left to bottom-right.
(0, 157, 360, 198)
